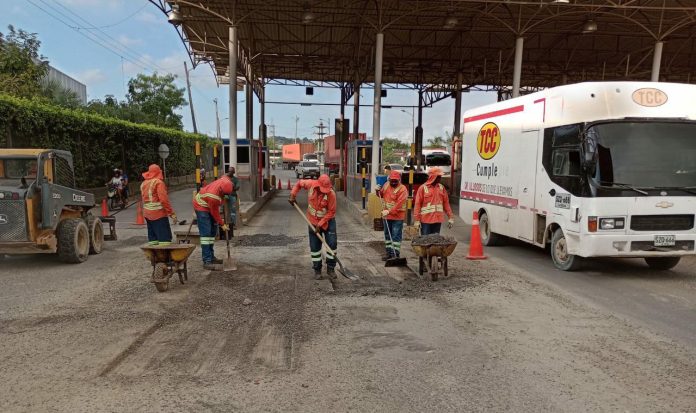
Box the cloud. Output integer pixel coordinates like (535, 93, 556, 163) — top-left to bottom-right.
(135, 11, 160, 24)
(11, 5, 28, 15)
(75, 68, 107, 86)
(117, 34, 142, 47)
(122, 52, 220, 91)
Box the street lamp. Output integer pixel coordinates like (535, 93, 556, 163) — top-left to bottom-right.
(400, 108, 415, 143)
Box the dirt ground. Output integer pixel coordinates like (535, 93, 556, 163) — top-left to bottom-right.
(0, 187, 695, 412)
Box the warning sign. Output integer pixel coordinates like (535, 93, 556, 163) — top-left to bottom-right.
(476, 122, 501, 160)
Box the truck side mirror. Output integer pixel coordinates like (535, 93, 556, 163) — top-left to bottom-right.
(581, 131, 597, 169)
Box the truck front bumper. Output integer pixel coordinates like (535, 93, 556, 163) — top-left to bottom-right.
(567, 232, 696, 258)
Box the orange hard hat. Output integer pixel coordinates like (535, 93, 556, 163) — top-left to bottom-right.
(428, 167, 444, 177)
(318, 174, 332, 193)
(388, 170, 401, 181)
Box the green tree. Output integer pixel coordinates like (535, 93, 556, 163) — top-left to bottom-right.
(126, 72, 187, 130)
(40, 78, 82, 109)
(382, 137, 409, 163)
(0, 25, 48, 98)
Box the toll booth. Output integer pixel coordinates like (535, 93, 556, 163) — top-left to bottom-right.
(222, 139, 263, 202)
(346, 139, 382, 202)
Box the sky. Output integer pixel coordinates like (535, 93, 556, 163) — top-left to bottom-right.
(4, 0, 497, 143)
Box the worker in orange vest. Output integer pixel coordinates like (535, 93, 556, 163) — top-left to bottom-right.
(193, 170, 234, 270)
(376, 170, 407, 260)
(289, 174, 337, 280)
(140, 164, 176, 246)
(413, 167, 454, 235)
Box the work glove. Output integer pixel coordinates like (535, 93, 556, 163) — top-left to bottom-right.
(375, 184, 381, 192)
(170, 213, 177, 223)
(414, 221, 421, 229)
(448, 219, 454, 229)
(381, 209, 389, 217)
(317, 219, 327, 231)
(221, 224, 230, 232)
(288, 195, 296, 205)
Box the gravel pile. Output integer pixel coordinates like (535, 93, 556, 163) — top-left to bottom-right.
(412, 234, 456, 246)
(233, 233, 301, 247)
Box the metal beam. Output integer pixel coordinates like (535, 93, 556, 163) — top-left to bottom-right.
(371, 32, 384, 190)
(229, 25, 238, 169)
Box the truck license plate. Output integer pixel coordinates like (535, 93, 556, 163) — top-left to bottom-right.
(654, 235, 676, 247)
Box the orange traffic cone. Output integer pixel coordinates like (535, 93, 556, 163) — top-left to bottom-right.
(287, 179, 291, 190)
(134, 201, 145, 225)
(466, 211, 487, 260)
(277, 178, 282, 190)
(101, 198, 108, 217)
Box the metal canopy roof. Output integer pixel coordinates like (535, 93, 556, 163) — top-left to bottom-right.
(151, 1, 696, 91)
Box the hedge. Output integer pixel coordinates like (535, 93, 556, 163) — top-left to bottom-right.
(0, 93, 213, 188)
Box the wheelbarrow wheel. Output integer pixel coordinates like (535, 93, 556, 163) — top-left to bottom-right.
(152, 262, 169, 292)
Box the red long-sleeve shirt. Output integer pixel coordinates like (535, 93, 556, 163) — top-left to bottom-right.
(140, 178, 174, 221)
(413, 180, 453, 224)
(378, 183, 408, 221)
(193, 176, 234, 225)
(291, 179, 336, 229)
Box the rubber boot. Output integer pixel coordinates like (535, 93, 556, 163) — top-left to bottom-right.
(327, 267, 337, 280)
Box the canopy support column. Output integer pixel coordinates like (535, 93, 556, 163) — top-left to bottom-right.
(512, 37, 524, 98)
(260, 82, 269, 178)
(228, 26, 238, 169)
(651, 41, 664, 82)
(371, 32, 384, 190)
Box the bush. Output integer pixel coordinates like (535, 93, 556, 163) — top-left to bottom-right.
(0, 93, 212, 188)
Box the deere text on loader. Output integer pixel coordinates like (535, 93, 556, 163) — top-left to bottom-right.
(0, 149, 104, 262)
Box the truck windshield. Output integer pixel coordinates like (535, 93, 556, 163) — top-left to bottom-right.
(589, 121, 696, 189)
(0, 158, 38, 188)
(425, 153, 451, 166)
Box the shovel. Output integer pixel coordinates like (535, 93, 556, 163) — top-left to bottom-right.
(292, 201, 358, 281)
(377, 190, 408, 267)
(222, 201, 237, 271)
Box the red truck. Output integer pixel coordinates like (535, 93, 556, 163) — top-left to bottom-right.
(282, 143, 315, 170)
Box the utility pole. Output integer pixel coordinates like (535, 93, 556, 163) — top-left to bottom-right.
(294, 115, 300, 143)
(314, 120, 328, 153)
(183, 61, 198, 134)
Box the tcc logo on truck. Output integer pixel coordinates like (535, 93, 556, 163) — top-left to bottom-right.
(477, 122, 501, 160)
(0, 214, 8, 225)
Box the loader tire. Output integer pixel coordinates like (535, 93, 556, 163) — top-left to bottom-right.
(57, 218, 90, 263)
(86, 215, 104, 255)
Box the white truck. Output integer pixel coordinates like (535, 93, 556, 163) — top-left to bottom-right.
(459, 82, 696, 271)
(422, 148, 452, 176)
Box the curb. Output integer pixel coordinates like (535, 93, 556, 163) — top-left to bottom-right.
(241, 189, 277, 224)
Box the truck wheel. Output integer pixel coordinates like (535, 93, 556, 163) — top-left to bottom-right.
(479, 212, 503, 246)
(86, 215, 104, 255)
(57, 218, 90, 263)
(550, 228, 582, 271)
(644, 257, 681, 270)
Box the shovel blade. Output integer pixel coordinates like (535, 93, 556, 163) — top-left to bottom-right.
(336, 258, 358, 280)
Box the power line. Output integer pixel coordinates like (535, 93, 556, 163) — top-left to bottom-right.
(67, 3, 148, 30)
(45, 0, 167, 73)
(26, 0, 149, 72)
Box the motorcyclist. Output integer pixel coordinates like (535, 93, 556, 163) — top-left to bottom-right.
(107, 169, 124, 204)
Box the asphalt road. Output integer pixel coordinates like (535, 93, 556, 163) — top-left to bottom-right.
(449, 202, 696, 348)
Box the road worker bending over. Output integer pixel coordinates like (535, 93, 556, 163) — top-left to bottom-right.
(141, 164, 176, 246)
(289, 174, 337, 280)
(193, 169, 234, 270)
(413, 167, 454, 235)
(376, 170, 407, 260)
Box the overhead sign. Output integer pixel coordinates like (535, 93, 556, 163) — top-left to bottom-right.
(158, 143, 170, 160)
(476, 122, 500, 160)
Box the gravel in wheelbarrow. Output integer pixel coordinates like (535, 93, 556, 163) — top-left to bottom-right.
(412, 234, 456, 246)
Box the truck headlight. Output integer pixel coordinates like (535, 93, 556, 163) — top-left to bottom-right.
(600, 217, 625, 230)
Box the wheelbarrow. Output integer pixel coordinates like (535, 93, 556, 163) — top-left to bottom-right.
(141, 244, 196, 292)
(411, 238, 458, 281)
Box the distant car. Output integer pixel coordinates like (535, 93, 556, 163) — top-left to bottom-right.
(296, 161, 320, 179)
(389, 164, 404, 171)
